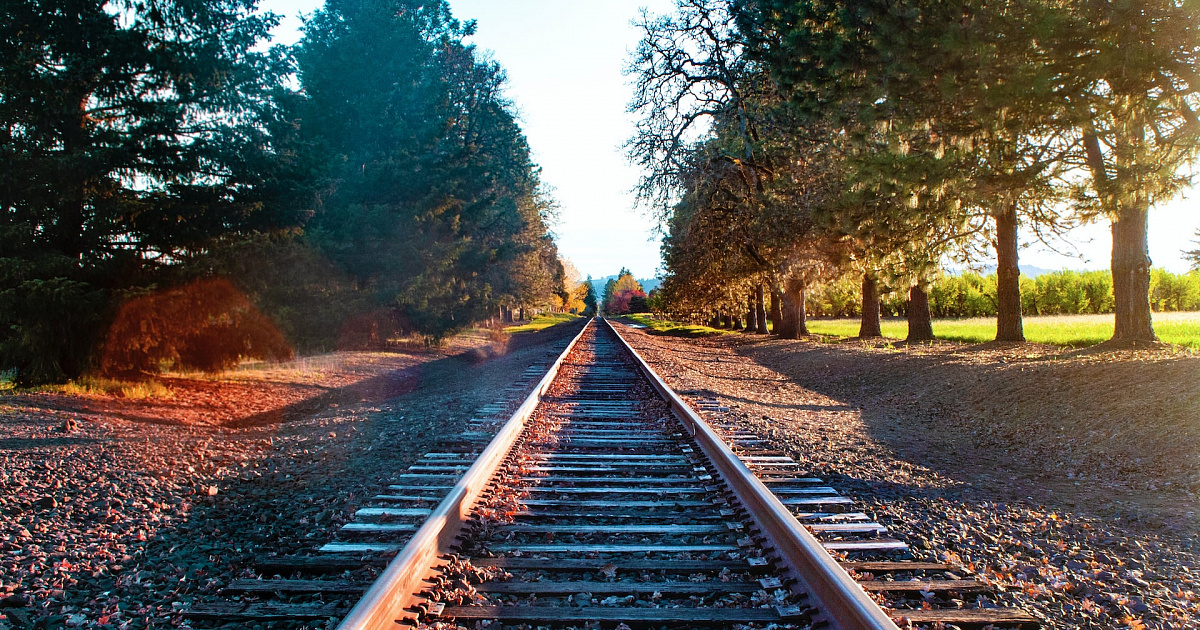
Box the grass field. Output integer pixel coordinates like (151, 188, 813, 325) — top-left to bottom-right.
(505, 312, 580, 333)
(804, 311, 1200, 348)
(623, 314, 732, 337)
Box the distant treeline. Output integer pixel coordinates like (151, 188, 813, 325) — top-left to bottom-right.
(1, 0, 572, 384)
(804, 269, 1200, 319)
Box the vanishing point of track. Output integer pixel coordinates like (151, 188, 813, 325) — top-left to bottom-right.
(186, 318, 1039, 629)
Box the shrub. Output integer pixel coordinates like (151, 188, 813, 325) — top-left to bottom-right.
(928, 273, 996, 318)
(99, 278, 293, 377)
(0, 277, 106, 385)
(806, 268, 1195, 319)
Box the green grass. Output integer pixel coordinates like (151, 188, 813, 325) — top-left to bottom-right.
(1, 372, 174, 398)
(56, 375, 174, 399)
(804, 311, 1200, 348)
(505, 312, 581, 333)
(0, 369, 15, 392)
(622, 314, 732, 337)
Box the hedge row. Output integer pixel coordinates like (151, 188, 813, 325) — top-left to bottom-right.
(805, 269, 1200, 318)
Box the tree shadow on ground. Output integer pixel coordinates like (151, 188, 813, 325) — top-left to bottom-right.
(723, 336, 1200, 531)
(122, 318, 588, 627)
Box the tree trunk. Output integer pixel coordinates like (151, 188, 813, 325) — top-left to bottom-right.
(1111, 200, 1156, 341)
(778, 279, 808, 339)
(710, 313, 721, 328)
(769, 288, 782, 332)
(906, 285, 934, 342)
(755, 284, 769, 334)
(732, 316, 743, 330)
(797, 284, 808, 335)
(859, 273, 882, 338)
(722, 314, 732, 328)
(1082, 124, 1156, 342)
(744, 292, 757, 333)
(58, 98, 88, 259)
(994, 201, 1025, 342)
(518, 307, 526, 322)
(778, 291, 797, 339)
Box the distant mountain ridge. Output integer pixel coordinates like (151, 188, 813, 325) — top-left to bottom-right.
(588, 275, 661, 296)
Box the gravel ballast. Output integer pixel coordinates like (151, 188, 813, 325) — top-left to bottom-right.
(0, 323, 583, 630)
(617, 323, 1200, 630)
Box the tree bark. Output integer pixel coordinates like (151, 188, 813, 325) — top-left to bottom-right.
(710, 313, 721, 328)
(744, 292, 757, 333)
(859, 273, 882, 338)
(769, 288, 782, 332)
(755, 284, 768, 334)
(1111, 199, 1156, 341)
(778, 292, 797, 339)
(732, 316, 743, 331)
(778, 279, 808, 339)
(906, 285, 934, 342)
(1082, 125, 1156, 342)
(798, 284, 808, 335)
(994, 201, 1025, 342)
(721, 314, 732, 328)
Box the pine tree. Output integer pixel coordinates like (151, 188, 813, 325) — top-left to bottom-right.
(0, 0, 293, 382)
(296, 0, 560, 340)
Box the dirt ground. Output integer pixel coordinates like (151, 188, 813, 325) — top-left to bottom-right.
(616, 322, 1200, 629)
(0, 322, 584, 630)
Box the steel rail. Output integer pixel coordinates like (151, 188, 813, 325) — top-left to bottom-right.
(604, 318, 900, 630)
(336, 318, 593, 630)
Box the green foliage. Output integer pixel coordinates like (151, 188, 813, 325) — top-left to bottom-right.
(1187, 230, 1200, 270)
(0, 0, 299, 383)
(505, 313, 580, 334)
(1, 0, 566, 381)
(582, 276, 599, 316)
(296, 0, 562, 341)
(624, 314, 731, 337)
(927, 274, 998, 318)
(806, 276, 861, 318)
(1150, 268, 1200, 313)
(0, 277, 105, 385)
(1026, 271, 1114, 315)
(185, 234, 371, 354)
(804, 269, 1199, 320)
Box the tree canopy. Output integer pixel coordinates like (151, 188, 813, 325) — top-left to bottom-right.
(0, 0, 568, 383)
(630, 0, 1200, 345)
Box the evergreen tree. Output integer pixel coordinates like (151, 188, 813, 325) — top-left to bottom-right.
(295, 0, 561, 340)
(582, 275, 599, 316)
(0, 0, 295, 382)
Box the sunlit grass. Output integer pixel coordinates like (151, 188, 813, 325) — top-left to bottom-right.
(622, 314, 733, 337)
(505, 312, 581, 333)
(802, 319, 909, 340)
(55, 375, 174, 399)
(805, 311, 1200, 348)
(0, 368, 15, 392)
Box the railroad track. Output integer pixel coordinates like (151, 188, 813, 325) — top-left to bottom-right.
(186, 318, 1038, 629)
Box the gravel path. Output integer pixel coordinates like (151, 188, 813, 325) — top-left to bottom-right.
(617, 324, 1200, 630)
(0, 324, 582, 630)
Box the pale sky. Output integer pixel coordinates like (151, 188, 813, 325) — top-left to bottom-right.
(260, 0, 1199, 277)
